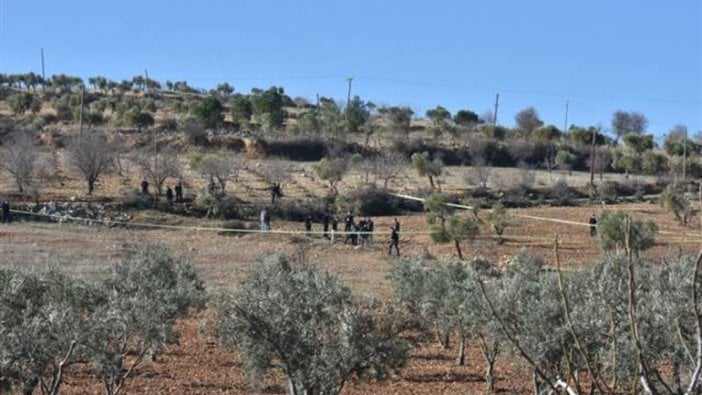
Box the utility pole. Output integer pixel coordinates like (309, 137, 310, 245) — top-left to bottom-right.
(563, 100, 569, 134)
(346, 76, 353, 109)
(589, 126, 597, 187)
(683, 127, 688, 182)
(78, 85, 85, 138)
(40, 48, 46, 82)
(493, 93, 499, 125)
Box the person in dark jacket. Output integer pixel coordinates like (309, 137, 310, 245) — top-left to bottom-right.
(174, 182, 183, 202)
(322, 212, 331, 239)
(344, 212, 355, 244)
(141, 179, 150, 195)
(331, 215, 339, 242)
(388, 222, 400, 256)
(1, 201, 10, 224)
(304, 215, 312, 235)
(589, 214, 598, 236)
(166, 186, 174, 207)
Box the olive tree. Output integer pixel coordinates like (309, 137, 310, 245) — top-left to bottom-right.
(411, 151, 443, 190)
(84, 243, 207, 395)
(488, 203, 510, 244)
(214, 254, 409, 395)
(425, 193, 480, 260)
(313, 157, 349, 195)
(0, 268, 94, 395)
(660, 183, 694, 226)
(596, 211, 657, 255)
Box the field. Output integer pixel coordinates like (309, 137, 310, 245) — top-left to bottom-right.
(0, 126, 698, 394)
(1, 196, 700, 394)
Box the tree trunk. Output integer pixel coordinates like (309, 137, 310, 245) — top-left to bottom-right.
(454, 239, 464, 260)
(88, 179, 95, 195)
(428, 175, 435, 189)
(456, 333, 466, 366)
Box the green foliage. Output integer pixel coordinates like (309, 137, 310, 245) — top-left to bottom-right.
(379, 106, 413, 136)
(346, 95, 371, 134)
(641, 150, 668, 175)
(487, 203, 509, 242)
(250, 86, 288, 131)
(623, 133, 654, 155)
(7, 92, 38, 114)
(313, 157, 349, 195)
(567, 125, 610, 146)
(555, 149, 576, 172)
(596, 210, 657, 254)
(453, 109, 480, 126)
(229, 94, 253, 128)
(214, 255, 408, 395)
(190, 95, 224, 129)
(532, 125, 561, 140)
(85, 243, 206, 395)
(660, 183, 693, 226)
(596, 180, 620, 203)
(411, 152, 443, 190)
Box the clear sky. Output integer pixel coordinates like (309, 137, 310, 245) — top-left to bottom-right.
(1, 0, 700, 138)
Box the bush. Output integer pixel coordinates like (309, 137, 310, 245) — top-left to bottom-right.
(336, 186, 418, 216)
(549, 179, 574, 206)
(268, 198, 328, 222)
(597, 210, 657, 254)
(193, 191, 241, 219)
(214, 254, 408, 395)
(121, 189, 154, 209)
(266, 137, 327, 161)
(179, 117, 209, 146)
(597, 180, 620, 203)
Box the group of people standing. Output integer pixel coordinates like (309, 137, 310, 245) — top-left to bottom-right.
(259, 208, 401, 256)
(140, 179, 184, 207)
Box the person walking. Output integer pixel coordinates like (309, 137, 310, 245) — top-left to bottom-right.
(166, 186, 174, 208)
(589, 213, 598, 237)
(261, 209, 271, 232)
(1, 201, 10, 224)
(175, 181, 183, 202)
(388, 221, 400, 256)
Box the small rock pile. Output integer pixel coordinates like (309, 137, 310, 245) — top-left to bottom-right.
(36, 202, 131, 226)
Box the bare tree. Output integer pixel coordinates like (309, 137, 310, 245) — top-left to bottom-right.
(191, 153, 240, 193)
(372, 150, 407, 188)
(514, 107, 544, 136)
(136, 150, 181, 195)
(0, 132, 37, 193)
(464, 155, 491, 190)
(612, 110, 648, 139)
(258, 159, 290, 186)
(67, 133, 117, 194)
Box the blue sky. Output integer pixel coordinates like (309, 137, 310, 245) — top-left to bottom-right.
(1, 0, 700, 137)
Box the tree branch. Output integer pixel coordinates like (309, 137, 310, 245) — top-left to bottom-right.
(686, 249, 702, 394)
(554, 236, 609, 394)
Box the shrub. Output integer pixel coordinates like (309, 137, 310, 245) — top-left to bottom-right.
(336, 186, 409, 216)
(660, 183, 693, 226)
(549, 179, 573, 206)
(268, 198, 328, 222)
(597, 180, 619, 203)
(266, 137, 327, 161)
(121, 189, 154, 209)
(597, 210, 657, 254)
(214, 254, 408, 395)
